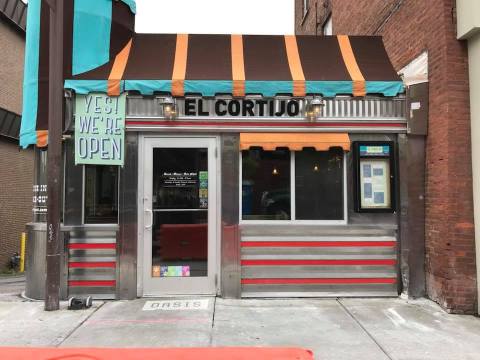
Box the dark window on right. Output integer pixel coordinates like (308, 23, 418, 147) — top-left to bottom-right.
(295, 148, 344, 220)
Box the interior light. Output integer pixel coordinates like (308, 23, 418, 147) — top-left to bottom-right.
(272, 167, 279, 175)
(313, 165, 319, 172)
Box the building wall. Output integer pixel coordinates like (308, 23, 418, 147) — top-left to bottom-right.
(465, 33, 480, 312)
(0, 18, 32, 270)
(0, 139, 33, 269)
(295, 0, 477, 314)
(457, 0, 480, 311)
(0, 20, 24, 114)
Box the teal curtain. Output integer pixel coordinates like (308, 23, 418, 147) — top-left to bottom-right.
(19, 0, 41, 148)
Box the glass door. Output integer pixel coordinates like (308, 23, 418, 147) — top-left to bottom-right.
(142, 137, 217, 295)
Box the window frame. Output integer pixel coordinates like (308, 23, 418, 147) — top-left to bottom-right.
(239, 149, 348, 225)
(353, 141, 396, 213)
(82, 164, 120, 225)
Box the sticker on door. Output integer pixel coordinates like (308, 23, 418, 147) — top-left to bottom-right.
(142, 299, 210, 311)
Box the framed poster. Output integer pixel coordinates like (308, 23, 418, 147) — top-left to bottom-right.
(354, 141, 396, 212)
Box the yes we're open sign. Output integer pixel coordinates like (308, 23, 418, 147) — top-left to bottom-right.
(74, 93, 126, 166)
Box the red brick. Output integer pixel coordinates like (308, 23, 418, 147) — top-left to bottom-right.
(296, 0, 477, 314)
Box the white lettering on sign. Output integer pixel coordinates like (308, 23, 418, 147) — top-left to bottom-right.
(366, 146, 384, 154)
(142, 299, 210, 311)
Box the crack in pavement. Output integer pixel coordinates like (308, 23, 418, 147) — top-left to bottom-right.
(337, 299, 394, 360)
(208, 296, 217, 346)
(54, 302, 106, 347)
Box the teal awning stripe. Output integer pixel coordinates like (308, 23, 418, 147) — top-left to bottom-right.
(19, 0, 41, 149)
(245, 81, 293, 97)
(72, 0, 112, 76)
(66, 79, 405, 97)
(184, 80, 232, 96)
(124, 80, 171, 95)
(64, 80, 114, 94)
(120, 0, 137, 14)
(366, 81, 404, 96)
(306, 81, 353, 97)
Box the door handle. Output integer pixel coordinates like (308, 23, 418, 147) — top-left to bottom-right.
(145, 209, 153, 229)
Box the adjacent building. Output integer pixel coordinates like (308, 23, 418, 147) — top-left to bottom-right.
(0, 0, 33, 271)
(295, 0, 477, 313)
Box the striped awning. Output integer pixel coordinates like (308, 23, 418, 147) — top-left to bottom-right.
(20, 0, 403, 149)
(240, 133, 351, 151)
(66, 34, 404, 99)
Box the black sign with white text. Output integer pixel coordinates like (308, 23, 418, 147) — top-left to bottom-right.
(182, 98, 302, 118)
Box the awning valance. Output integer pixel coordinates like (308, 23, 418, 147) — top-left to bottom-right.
(240, 133, 351, 151)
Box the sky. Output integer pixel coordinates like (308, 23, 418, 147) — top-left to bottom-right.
(135, 0, 294, 35)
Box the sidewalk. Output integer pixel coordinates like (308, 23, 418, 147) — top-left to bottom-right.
(0, 296, 478, 360)
(0, 274, 25, 301)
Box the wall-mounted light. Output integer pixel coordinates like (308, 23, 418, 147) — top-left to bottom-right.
(305, 97, 324, 122)
(161, 97, 176, 120)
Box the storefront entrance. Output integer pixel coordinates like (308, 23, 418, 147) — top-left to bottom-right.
(140, 137, 218, 296)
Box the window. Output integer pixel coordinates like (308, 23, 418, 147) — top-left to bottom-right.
(241, 148, 345, 222)
(84, 165, 119, 224)
(242, 148, 291, 220)
(322, 15, 333, 35)
(295, 148, 344, 220)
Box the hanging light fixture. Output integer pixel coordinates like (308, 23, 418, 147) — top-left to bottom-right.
(272, 167, 279, 175)
(161, 97, 176, 120)
(305, 97, 324, 122)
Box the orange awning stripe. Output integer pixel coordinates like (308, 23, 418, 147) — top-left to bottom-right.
(240, 133, 350, 151)
(172, 34, 189, 96)
(284, 35, 306, 97)
(107, 39, 133, 96)
(337, 35, 366, 97)
(36, 130, 48, 148)
(231, 34, 246, 97)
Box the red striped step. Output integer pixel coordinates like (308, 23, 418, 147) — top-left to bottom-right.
(241, 241, 395, 248)
(241, 278, 396, 285)
(69, 262, 116, 268)
(68, 243, 116, 250)
(68, 280, 116, 287)
(241, 259, 396, 266)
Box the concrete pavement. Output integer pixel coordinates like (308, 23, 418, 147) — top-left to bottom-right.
(0, 295, 478, 359)
(0, 275, 25, 302)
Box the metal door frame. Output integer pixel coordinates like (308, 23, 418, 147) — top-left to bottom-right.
(137, 134, 220, 297)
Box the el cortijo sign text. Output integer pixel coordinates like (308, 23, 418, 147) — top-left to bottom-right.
(180, 98, 302, 118)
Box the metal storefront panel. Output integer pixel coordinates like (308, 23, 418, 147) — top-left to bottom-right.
(67, 226, 118, 299)
(240, 226, 398, 297)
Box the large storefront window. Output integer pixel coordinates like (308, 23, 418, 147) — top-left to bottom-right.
(84, 165, 119, 224)
(242, 148, 291, 220)
(242, 148, 345, 221)
(295, 148, 344, 220)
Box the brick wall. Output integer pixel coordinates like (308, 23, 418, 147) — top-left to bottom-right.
(0, 20, 24, 115)
(0, 139, 33, 269)
(0, 18, 32, 270)
(296, 0, 477, 313)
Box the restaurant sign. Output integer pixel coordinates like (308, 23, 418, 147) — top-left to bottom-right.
(75, 93, 126, 166)
(173, 97, 305, 118)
